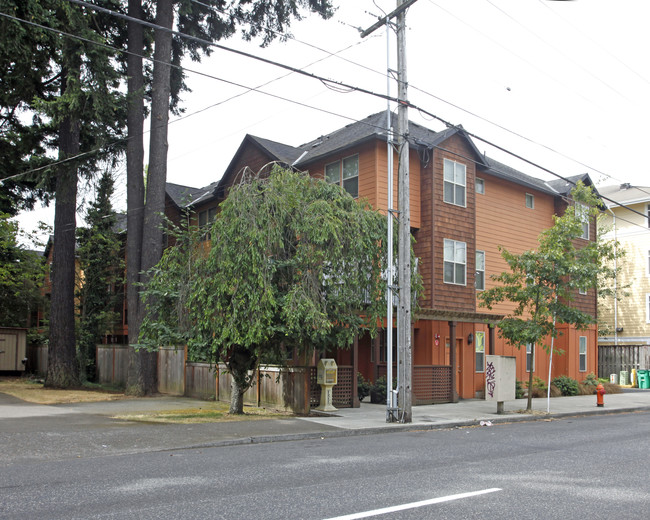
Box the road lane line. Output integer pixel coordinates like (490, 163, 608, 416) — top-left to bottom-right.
(323, 488, 502, 520)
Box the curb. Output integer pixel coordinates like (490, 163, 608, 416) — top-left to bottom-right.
(155, 405, 650, 453)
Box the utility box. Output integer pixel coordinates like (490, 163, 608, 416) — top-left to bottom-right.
(316, 359, 337, 411)
(0, 327, 28, 372)
(485, 355, 516, 413)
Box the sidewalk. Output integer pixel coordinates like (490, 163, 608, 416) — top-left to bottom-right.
(1, 389, 649, 462)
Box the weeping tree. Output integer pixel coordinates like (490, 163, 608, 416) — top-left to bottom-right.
(125, 0, 335, 396)
(478, 182, 618, 412)
(139, 168, 404, 414)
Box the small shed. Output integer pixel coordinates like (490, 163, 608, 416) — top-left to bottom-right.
(0, 327, 28, 371)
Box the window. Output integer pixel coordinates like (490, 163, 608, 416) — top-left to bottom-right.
(443, 159, 466, 207)
(648, 250, 650, 277)
(198, 207, 217, 227)
(647, 203, 650, 228)
(526, 343, 535, 372)
(475, 250, 485, 291)
(577, 203, 589, 239)
(579, 287, 587, 295)
(325, 155, 358, 198)
(475, 331, 485, 373)
(579, 336, 587, 372)
(525, 193, 534, 209)
(647, 294, 650, 324)
(476, 177, 485, 194)
(444, 239, 466, 285)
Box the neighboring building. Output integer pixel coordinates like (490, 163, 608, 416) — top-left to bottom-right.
(598, 184, 650, 348)
(165, 112, 598, 401)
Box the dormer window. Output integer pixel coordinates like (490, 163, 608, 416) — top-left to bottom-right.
(325, 155, 358, 198)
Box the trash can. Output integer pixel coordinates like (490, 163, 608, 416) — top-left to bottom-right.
(637, 370, 650, 389)
(619, 370, 629, 386)
(610, 373, 618, 384)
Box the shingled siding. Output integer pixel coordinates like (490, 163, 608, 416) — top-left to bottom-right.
(413, 156, 434, 307)
(431, 134, 478, 313)
(475, 172, 555, 317)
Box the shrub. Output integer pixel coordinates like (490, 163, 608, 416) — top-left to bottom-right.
(552, 375, 579, 396)
(525, 376, 547, 397)
(357, 373, 371, 402)
(515, 380, 525, 399)
(369, 376, 398, 404)
(581, 373, 599, 387)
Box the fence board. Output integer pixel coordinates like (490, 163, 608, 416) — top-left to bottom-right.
(598, 345, 650, 379)
(185, 363, 217, 400)
(96, 345, 129, 386)
(157, 347, 186, 395)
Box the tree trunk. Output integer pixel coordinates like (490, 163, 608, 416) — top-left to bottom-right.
(125, 0, 171, 396)
(229, 376, 245, 415)
(228, 346, 257, 414)
(46, 114, 81, 388)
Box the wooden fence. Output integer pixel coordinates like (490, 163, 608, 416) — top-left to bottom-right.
(157, 346, 185, 395)
(96, 345, 129, 386)
(309, 365, 355, 409)
(185, 363, 217, 400)
(598, 345, 650, 378)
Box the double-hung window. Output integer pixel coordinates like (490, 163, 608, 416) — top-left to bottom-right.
(577, 203, 589, 239)
(443, 159, 466, 207)
(526, 343, 535, 372)
(444, 239, 466, 285)
(475, 331, 485, 373)
(475, 250, 485, 291)
(579, 336, 587, 372)
(325, 155, 358, 198)
(525, 193, 534, 209)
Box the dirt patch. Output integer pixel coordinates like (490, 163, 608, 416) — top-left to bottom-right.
(113, 403, 294, 424)
(0, 376, 127, 405)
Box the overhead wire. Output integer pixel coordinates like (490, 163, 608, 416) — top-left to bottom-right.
(3, 1, 649, 228)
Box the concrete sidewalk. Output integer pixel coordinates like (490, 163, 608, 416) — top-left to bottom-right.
(1, 389, 649, 463)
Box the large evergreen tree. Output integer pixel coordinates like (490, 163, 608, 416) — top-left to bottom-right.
(76, 171, 123, 382)
(125, 0, 335, 395)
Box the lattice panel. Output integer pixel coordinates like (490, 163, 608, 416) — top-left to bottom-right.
(309, 365, 354, 408)
(412, 365, 453, 404)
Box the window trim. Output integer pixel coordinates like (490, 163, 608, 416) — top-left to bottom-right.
(577, 202, 589, 240)
(443, 159, 467, 207)
(578, 287, 587, 296)
(324, 154, 359, 198)
(526, 343, 535, 372)
(647, 250, 650, 277)
(443, 238, 467, 286)
(579, 336, 587, 372)
(475, 331, 485, 373)
(647, 294, 650, 324)
(475, 177, 485, 195)
(475, 250, 485, 291)
(525, 193, 535, 209)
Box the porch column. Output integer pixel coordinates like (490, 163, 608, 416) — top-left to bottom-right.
(449, 320, 458, 403)
(488, 323, 496, 356)
(353, 334, 360, 408)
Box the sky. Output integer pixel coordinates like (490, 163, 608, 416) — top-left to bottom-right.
(17, 0, 650, 243)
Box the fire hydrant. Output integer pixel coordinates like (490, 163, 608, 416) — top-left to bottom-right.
(596, 383, 605, 407)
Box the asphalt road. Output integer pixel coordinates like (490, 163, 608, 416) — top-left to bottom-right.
(2, 411, 650, 519)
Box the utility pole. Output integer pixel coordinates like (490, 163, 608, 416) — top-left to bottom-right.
(362, 0, 416, 423)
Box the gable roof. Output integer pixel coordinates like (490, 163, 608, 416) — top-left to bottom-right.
(166, 182, 208, 208)
(597, 183, 650, 207)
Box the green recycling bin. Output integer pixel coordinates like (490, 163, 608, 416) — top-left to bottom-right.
(637, 370, 650, 389)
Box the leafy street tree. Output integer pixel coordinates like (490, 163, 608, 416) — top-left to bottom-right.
(76, 171, 123, 382)
(478, 182, 618, 412)
(125, 0, 334, 395)
(0, 213, 46, 329)
(139, 168, 398, 414)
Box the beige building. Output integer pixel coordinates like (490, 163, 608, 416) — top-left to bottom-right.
(599, 184, 650, 347)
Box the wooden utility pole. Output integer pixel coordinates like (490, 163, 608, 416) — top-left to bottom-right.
(396, 0, 412, 423)
(362, 0, 416, 423)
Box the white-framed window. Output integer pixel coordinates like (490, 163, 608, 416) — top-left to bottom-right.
(475, 250, 485, 291)
(475, 331, 485, 373)
(443, 159, 466, 207)
(525, 193, 535, 209)
(577, 203, 589, 240)
(526, 343, 535, 372)
(647, 294, 650, 323)
(579, 287, 587, 295)
(579, 336, 587, 372)
(325, 155, 358, 198)
(647, 250, 650, 277)
(647, 203, 650, 228)
(444, 239, 466, 285)
(476, 177, 485, 194)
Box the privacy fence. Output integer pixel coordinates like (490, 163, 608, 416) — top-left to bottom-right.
(598, 344, 650, 379)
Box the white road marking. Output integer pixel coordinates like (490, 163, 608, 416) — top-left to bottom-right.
(323, 488, 502, 520)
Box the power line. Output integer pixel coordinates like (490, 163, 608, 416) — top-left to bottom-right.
(4, 2, 648, 225)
